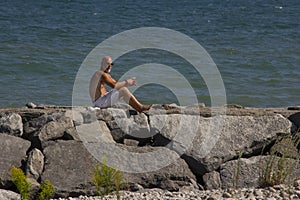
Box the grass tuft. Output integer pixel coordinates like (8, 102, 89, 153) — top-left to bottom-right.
(11, 166, 55, 200)
(10, 166, 31, 200)
(92, 157, 125, 200)
(36, 179, 54, 200)
(258, 133, 300, 188)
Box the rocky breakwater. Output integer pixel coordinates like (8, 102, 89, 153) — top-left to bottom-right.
(0, 104, 300, 199)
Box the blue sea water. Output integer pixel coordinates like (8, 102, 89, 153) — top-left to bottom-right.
(1, 0, 299, 108)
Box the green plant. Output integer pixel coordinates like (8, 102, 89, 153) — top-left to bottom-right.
(233, 151, 243, 189)
(258, 134, 300, 187)
(36, 180, 54, 200)
(11, 166, 55, 200)
(10, 166, 31, 200)
(92, 157, 125, 199)
(113, 170, 123, 200)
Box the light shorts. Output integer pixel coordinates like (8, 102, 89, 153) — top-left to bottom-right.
(93, 90, 119, 108)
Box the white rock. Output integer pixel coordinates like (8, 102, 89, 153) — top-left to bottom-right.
(0, 189, 21, 200)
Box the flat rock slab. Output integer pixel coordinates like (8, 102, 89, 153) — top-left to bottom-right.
(151, 114, 292, 175)
(0, 134, 31, 188)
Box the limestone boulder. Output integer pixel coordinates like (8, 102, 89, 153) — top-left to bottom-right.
(150, 114, 292, 175)
(41, 140, 97, 197)
(0, 134, 31, 188)
(0, 113, 23, 136)
(122, 146, 197, 191)
(85, 142, 197, 191)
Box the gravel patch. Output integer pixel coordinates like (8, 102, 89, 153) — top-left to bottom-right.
(52, 182, 300, 200)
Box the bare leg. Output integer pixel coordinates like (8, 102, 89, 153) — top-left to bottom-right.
(118, 87, 151, 112)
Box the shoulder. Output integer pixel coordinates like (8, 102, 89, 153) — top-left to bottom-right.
(92, 70, 107, 79)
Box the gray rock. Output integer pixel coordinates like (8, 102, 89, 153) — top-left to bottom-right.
(151, 114, 291, 175)
(0, 134, 31, 188)
(76, 120, 115, 143)
(63, 127, 81, 141)
(81, 109, 98, 124)
(68, 109, 84, 126)
(23, 113, 51, 136)
(0, 189, 21, 200)
(26, 177, 40, 199)
(41, 140, 97, 197)
(125, 157, 197, 191)
(270, 134, 299, 158)
(0, 113, 23, 136)
(95, 107, 128, 123)
(24, 112, 74, 148)
(117, 146, 197, 191)
(95, 108, 114, 121)
(108, 109, 151, 139)
(124, 139, 139, 146)
(26, 102, 37, 109)
(39, 116, 74, 141)
(26, 148, 44, 179)
(99, 108, 152, 141)
(203, 171, 221, 189)
(83, 141, 197, 191)
(220, 155, 300, 189)
(23, 110, 70, 135)
(150, 114, 200, 155)
(110, 129, 126, 143)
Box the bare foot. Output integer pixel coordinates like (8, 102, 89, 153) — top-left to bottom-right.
(139, 105, 152, 112)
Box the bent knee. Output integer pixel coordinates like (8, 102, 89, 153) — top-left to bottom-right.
(118, 87, 129, 93)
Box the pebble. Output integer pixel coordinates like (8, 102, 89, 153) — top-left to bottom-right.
(37, 180, 300, 200)
(269, 187, 277, 193)
(222, 191, 232, 198)
(26, 102, 37, 108)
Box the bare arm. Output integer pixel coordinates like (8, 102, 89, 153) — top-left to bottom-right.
(103, 73, 136, 90)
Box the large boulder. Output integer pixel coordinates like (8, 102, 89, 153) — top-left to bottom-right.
(83, 142, 197, 191)
(150, 114, 292, 175)
(121, 146, 197, 191)
(0, 113, 23, 136)
(0, 134, 31, 188)
(41, 140, 97, 197)
(220, 155, 300, 189)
